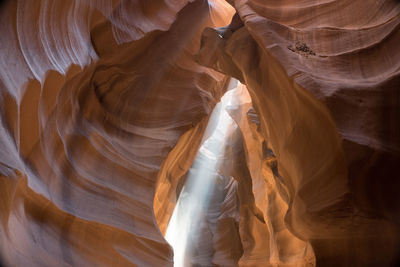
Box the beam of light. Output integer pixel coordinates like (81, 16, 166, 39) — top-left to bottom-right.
(165, 79, 239, 267)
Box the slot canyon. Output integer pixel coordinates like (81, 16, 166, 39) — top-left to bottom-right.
(0, 0, 400, 266)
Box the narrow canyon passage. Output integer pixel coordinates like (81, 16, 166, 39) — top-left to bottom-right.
(163, 81, 316, 266)
(1, 0, 400, 266)
(165, 80, 237, 267)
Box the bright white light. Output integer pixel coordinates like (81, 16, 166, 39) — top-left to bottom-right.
(165, 80, 239, 267)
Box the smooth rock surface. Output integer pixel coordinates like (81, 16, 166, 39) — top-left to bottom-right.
(1, 0, 400, 266)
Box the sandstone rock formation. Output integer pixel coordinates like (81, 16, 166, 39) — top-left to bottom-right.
(197, 1, 400, 265)
(1, 0, 399, 266)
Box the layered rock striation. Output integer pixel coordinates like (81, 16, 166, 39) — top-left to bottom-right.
(197, 0, 400, 265)
(0, 0, 400, 266)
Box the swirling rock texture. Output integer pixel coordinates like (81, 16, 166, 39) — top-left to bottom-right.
(197, 0, 400, 266)
(0, 0, 233, 266)
(0, 0, 400, 267)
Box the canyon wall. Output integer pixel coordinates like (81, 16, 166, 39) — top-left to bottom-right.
(0, 0, 233, 266)
(0, 0, 400, 266)
(197, 0, 400, 265)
